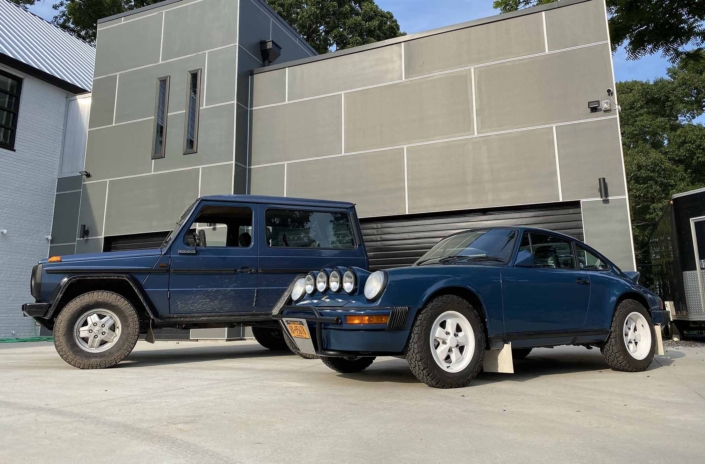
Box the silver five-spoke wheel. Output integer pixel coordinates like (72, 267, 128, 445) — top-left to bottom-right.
(623, 311, 652, 361)
(430, 310, 475, 373)
(74, 309, 121, 353)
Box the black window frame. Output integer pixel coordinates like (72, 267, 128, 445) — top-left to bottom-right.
(152, 76, 170, 160)
(521, 231, 578, 271)
(264, 208, 358, 250)
(183, 68, 202, 155)
(0, 69, 23, 151)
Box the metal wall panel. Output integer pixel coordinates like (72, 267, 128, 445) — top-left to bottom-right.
(360, 202, 583, 270)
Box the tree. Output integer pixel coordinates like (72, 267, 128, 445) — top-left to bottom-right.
(265, 0, 404, 54)
(493, 0, 705, 64)
(618, 56, 705, 260)
(9, 0, 39, 6)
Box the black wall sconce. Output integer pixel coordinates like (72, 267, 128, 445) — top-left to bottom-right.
(260, 40, 282, 66)
(598, 177, 609, 200)
(80, 224, 90, 239)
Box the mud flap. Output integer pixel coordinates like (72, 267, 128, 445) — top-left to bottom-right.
(654, 324, 664, 356)
(483, 342, 514, 374)
(145, 322, 156, 344)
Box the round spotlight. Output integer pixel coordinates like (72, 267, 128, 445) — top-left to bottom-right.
(329, 270, 342, 292)
(316, 270, 328, 292)
(304, 274, 316, 294)
(291, 278, 306, 302)
(343, 270, 357, 294)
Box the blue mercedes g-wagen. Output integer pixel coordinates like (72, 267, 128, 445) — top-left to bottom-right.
(22, 195, 368, 369)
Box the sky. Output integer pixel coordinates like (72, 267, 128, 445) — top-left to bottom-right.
(27, 0, 675, 83)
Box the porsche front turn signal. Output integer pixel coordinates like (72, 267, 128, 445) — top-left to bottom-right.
(346, 315, 389, 325)
(48, 256, 62, 263)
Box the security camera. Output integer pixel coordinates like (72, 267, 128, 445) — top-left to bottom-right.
(606, 88, 613, 97)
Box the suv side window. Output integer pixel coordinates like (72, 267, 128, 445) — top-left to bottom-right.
(576, 245, 610, 271)
(184, 205, 253, 248)
(525, 233, 575, 270)
(265, 209, 355, 249)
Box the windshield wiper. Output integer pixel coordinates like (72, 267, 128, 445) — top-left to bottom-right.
(440, 255, 506, 264)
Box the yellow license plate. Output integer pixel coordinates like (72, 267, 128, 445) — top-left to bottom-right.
(287, 321, 310, 339)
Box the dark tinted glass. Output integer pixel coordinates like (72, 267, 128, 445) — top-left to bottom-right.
(184, 70, 200, 153)
(0, 71, 21, 150)
(0, 127, 10, 144)
(0, 94, 16, 111)
(152, 77, 169, 159)
(265, 209, 355, 249)
(0, 74, 18, 94)
(530, 233, 575, 269)
(0, 109, 13, 127)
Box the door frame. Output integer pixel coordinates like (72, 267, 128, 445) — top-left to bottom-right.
(690, 215, 705, 314)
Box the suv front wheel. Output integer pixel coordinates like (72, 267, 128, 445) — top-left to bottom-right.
(53, 291, 140, 369)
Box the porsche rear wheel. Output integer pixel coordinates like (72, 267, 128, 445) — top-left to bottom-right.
(406, 295, 485, 389)
(321, 356, 375, 373)
(601, 299, 655, 372)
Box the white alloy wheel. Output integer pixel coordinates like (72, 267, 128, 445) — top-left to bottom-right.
(429, 310, 475, 373)
(74, 309, 121, 353)
(623, 311, 652, 361)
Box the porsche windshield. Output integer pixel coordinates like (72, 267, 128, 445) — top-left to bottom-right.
(416, 229, 518, 266)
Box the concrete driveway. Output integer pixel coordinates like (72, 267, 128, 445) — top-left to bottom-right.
(1, 340, 704, 463)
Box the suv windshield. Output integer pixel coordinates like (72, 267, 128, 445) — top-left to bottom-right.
(161, 200, 198, 248)
(416, 229, 518, 266)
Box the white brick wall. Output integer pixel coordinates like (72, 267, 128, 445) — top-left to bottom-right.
(0, 64, 69, 338)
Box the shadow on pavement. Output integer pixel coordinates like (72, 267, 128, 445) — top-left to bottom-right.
(119, 342, 293, 368)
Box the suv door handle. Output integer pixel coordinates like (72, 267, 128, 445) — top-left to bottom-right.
(238, 267, 257, 274)
(576, 278, 590, 286)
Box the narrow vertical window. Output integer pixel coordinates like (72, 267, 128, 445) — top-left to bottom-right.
(0, 70, 23, 151)
(152, 76, 170, 159)
(183, 69, 202, 155)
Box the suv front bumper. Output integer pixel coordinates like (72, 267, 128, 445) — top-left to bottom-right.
(22, 303, 51, 318)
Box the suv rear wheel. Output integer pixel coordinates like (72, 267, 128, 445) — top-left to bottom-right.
(53, 291, 140, 369)
(252, 327, 289, 351)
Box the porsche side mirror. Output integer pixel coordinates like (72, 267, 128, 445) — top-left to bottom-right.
(514, 250, 535, 268)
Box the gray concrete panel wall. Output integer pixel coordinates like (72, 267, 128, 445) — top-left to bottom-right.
(104, 169, 199, 236)
(406, 129, 559, 214)
(287, 149, 407, 218)
(582, 198, 634, 270)
(249, 0, 634, 268)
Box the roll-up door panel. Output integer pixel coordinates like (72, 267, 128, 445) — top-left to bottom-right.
(360, 202, 583, 270)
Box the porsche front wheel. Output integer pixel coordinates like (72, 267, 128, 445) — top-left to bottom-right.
(406, 295, 485, 389)
(601, 299, 655, 372)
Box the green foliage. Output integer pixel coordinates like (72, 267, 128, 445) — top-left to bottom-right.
(493, 0, 705, 64)
(8, 0, 39, 6)
(618, 56, 705, 259)
(51, 1, 164, 43)
(265, 0, 405, 54)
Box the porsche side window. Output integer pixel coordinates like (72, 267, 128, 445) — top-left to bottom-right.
(576, 245, 610, 271)
(529, 234, 575, 270)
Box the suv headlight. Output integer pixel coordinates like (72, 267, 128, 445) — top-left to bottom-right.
(364, 271, 388, 301)
(291, 278, 306, 302)
(329, 270, 342, 292)
(305, 274, 316, 294)
(316, 270, 328, 292)
(343, 270, 357, 294)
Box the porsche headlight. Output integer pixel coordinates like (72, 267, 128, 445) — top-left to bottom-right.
(364, 271, 388, 301)
(316, 270, 329, 292)
(305, 274, 316, 294)
(329, 270, 342, 292)
(343, 270, 357, 294)
(291, 278, 306, 302)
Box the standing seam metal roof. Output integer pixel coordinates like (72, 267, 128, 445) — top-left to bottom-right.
(0, 0, 95, 92)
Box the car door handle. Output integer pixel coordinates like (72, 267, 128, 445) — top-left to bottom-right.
(237, 267, 257, 274)
(576, 278, 590, 286)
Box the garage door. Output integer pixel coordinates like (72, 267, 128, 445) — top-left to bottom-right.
(360, 202, 584, 271)
(104, 232, 169, 252)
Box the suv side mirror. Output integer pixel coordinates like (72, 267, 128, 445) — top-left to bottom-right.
(515, 250, 535, 268)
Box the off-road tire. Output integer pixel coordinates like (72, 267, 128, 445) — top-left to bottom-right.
(252, 327, 289, 351)
(601, 299, 655, 372)
(283, 329, 319, 359)
(54, 291, 140, 369)
(321, 356, 376, 373)
(406, 295, 485, 389)
(512, 348, 532, 360)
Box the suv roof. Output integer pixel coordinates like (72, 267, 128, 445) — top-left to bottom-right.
(199, 195, 355, 209)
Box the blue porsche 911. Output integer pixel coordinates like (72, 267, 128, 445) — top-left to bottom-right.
(275, 227, 668, 389)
